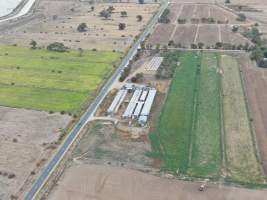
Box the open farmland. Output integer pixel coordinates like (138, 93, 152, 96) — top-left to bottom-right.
(241, 55, 267, 175)
(172, 24, 197, 47)
(0, 106, 71, 199)
(149, 51, 264, 184)
(0, 1, 159, 51)
(221, 55, 263, 183)
(0, 45, 121, 113)
(147, 3, 251, 48)
(148, 24, 175, 45)
(49, 164, 267, 200)
(196, 25, 220, 47)
(189, 53, 221, 178)
(150, 52, 200, 173)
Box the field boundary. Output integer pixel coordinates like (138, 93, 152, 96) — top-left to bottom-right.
(188, 53, 201, 167)
(217, 54, 226, 173)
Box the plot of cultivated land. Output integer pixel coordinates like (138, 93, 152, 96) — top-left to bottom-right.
(189, 53, 221, 178)
(241, 55, 267, 175)
(179, 4, 195, 20)
(150, 52, 200, 173)
(220, 25, 251, 45)
(169, 3, 182, 23)
(221, 55, 263, 183)
(148, 24, 175, 45)
(0, 2, 158, 51)
(0, 46, 121, 112)
(196, 25, 220, 47)
(210, 5, 238, 23)
(0, 106, 71, 199)
(49, 164, 267, 200)
(195, 4, 210, 19)
(172, 24, 197, 47)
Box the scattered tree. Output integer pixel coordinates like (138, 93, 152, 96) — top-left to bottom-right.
(118, 23, 126, 30)
(30, 40, 37, 49)
(237, 13, 246, 21)
(100, 9, 111, 19)
(121, 11, 127, 17)
(232, 26, 239, 32)
(136, 15, 143, 22)
(225, 0, 230, 3)
(138, 0, 144, 4)
(47, 42, 68, 52)
(77, 23, 88, 32)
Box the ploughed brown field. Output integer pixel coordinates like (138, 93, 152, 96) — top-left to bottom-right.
(241, 55, 267, 174)
(147, 3, 251, 48)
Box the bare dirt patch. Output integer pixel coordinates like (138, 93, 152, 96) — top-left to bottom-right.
(0, 106, 71, 199)
(49, 164, 267, 200)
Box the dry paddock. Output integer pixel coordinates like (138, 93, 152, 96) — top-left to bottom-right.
(49, 164, 267, 200)
(0, 106, 71, 199)
(0, 1, 159, 51)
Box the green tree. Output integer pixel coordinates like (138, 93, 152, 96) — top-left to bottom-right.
(77, 23, 87, 32)
(100, 9, 111, 19)
(121, 11, 127, 17)
(136, 15, 143, 22)
(118, 23, 126, 30)
(30, 40, 37, 49)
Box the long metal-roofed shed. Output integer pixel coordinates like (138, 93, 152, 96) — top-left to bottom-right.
(139, 90, 148, 102)
(133, 102, 144, 118)
(122, 89, 142, 118)
(107, 89, 127, 115)
(139, 89, 157, 125)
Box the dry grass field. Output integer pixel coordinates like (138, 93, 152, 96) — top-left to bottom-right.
(0, 1, 159, 51)
(221, 55, 263, 183)
(0, 106, 71, 199)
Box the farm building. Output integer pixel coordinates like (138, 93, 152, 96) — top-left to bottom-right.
(138, 89, 157, 125)
(107, 89, 127, 115)
(122, 89, 142, 118)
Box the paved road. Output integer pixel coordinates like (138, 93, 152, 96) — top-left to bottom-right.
(24, 2, 168, 200)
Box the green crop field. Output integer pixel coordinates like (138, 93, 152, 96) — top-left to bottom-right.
(150, 51, 200, 173)
(188, 53, 221, 178)
(150, 51, 264, 184)
(0, 46, 121, 112)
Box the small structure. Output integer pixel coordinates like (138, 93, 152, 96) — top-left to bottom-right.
(144, 57, 164, 71)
